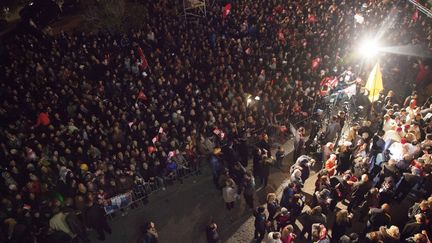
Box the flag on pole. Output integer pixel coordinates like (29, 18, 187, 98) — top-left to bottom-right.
(137, 47, 148, 70)
(365, 63, 383, 103)
(137, 91, 147, 101)
(222, 3, 232, 18)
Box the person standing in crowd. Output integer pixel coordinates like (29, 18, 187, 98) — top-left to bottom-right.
(266, 193, 279, 230)
(253, 206, 267, 242)
(348, 174, 372, 213)
(293, 127, 306, 162)
(401, 213, 428, 241)
(280, 225, 296, 243)
(206, 222, 221, 243)
(299, 206, 327, 240)
(49, 207, 76, 241)
(209, 148, 223, 189)
(275, 146, 286, 169)
(259, 154, 273, 188)
(323, 116, 341, 145)
(324, 154, 337, 177)
(139, 221, 158, 243)
(365, 225, 400, 243)
(222, 179, 238, 214)
(366, 203, 392, 233)
(85, 201, 112, 241)
(0, 0, 431, 241)
(331, 210, 352, 243)
(242, 172, 255, 209)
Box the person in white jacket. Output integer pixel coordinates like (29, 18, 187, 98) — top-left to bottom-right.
(222, 179, 238, 211)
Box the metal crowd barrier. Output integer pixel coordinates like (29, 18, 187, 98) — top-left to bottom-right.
(103, 158, 203, 218)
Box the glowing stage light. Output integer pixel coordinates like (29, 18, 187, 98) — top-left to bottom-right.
(358, 39, 381, 58)
(254, 96, 260, 101)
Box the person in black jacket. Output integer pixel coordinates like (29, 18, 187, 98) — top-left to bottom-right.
(254, 206, 267, 242)
(64, 209, 89, 243)
(85, 201, 112, 241)
(366, 204, 391, 233)
(206, 222, 221, 243)
(347, 174, 372, 213)
(401, 214, 427, 241)
(139, 221, 158, 243)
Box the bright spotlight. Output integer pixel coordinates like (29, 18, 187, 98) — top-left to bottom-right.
(254, 96, 260, 101)
(358, 39, 380, 58)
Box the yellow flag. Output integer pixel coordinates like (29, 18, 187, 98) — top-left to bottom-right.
(365, 62, 383, 103)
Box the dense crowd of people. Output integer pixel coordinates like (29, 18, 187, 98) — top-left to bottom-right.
(0, 0, 431, 242)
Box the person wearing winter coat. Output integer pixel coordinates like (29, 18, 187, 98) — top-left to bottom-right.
(85, 201, 112, 241)
(266, 193, 280, 223)
(365, 225, 400, 243)
(267, 231, 282, 243)
(206, 223, 222, 243)
(254, 206, 267, 242)
(242, 172, 255, 209)
(222, 179, 238, 211)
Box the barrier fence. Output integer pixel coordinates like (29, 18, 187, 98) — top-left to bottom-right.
(103, 158, 203, 218)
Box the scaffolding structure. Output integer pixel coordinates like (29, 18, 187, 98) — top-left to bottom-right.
(182, 0, 206, 20)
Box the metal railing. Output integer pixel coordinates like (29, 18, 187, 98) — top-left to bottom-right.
(407, 0, 432, 18)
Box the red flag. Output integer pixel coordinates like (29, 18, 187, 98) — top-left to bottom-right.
(213, 128, 221, 136)
(168, 151, 176, 158)
(147, 146, 157, 154)
(222, 3, 232, 18)
(152, 135, 159, 144)
(213, 128, 226, 139)
(278, 30, 285, 42)
(412, 9, 419, 22)
(137, 47, 148, 70)
(311, 57, 321, 70)
(137, 91, 147, 100)
(307, 14, 317, 23)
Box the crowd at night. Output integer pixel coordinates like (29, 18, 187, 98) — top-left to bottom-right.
(0, 0, 431, 242)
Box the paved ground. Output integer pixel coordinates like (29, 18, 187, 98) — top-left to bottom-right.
(87, 138, 296, 243)
(88, 136, 417, 243)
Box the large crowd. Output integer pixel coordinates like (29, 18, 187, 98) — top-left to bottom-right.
(0, 0, 431, 242)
